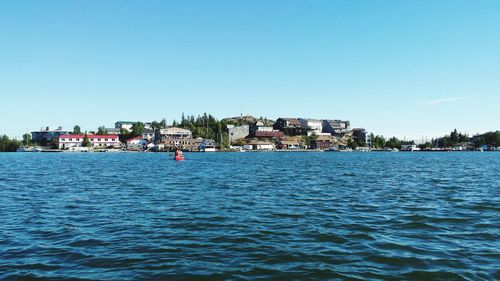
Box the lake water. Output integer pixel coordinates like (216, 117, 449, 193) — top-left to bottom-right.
(0, 152, 498, 280)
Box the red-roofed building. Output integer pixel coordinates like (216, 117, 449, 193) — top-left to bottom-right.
(58, 134, 120, 149)
(125, 136, 147, 150)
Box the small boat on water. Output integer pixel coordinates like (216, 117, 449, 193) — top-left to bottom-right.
(16, 146, 42, 152)
(174, 149, 185, 161)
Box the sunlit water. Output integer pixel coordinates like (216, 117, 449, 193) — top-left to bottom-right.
(0, 152, 499, 280)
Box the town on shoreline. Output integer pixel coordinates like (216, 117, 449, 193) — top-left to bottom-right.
(1, 114, 499, 152)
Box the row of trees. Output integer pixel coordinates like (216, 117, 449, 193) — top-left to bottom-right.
(432, 129, 498, 148)
(473, 131, 500, 148)
(0, 135, 21, 152)
(355, 134, 415, 150)
(367, 129, 499, 150)
(177, 113, 229, 148)
(72, 125, 109, 135)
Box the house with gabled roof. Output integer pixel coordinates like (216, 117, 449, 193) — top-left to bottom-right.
(273, 118, 306, 136)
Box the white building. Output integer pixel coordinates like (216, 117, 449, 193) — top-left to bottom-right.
(115, 121, 136, 132)
(299, 118, 323, 136)
(249, 141, 275, 151)
(58, 134, 120, 149)
(126, 137, 147, 150)
(155, 127, 192, 142)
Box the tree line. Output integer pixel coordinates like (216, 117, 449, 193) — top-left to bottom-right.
(368, 129, 500, 150)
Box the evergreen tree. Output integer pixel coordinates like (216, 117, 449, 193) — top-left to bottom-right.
(73, 125, 81, 134)
(82, 133, 91, 147)
(22, 133, 32, 146)
(97, 126, 107, 135)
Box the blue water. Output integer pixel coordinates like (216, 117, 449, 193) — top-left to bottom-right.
(0, 152, 499, 280)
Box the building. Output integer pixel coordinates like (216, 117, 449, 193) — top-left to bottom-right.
(273, 118, 305, 136)
(311, 135, 335, 150)
(199, 139, 216, 152)
(106, 128, 121, 135)
(142, 129, 155, 141)
(32, 126, 69, 146)
(254, 131, 284, 138)
(155, 127, 192, 143)
(322, 120, 351, 137)
(126, 137, 147, 151)
(154, 127, 196, 151)
(248, 141, 275, 150)
(278, 140, 300, 150)
(227, 125, 249, 144)
(352, 128, 368, 145)
(299, 118, 323, 136)
(249, 120, 283, 138)
(159, 138, 201, 151)
(401, 144, 421, 151)
(115, 121, 136, 132)
(58, 134, 120, 149)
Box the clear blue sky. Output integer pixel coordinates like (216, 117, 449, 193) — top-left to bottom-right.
(1, 0, 499, 140)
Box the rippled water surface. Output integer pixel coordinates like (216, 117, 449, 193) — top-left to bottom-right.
(0, 152, 499, 280)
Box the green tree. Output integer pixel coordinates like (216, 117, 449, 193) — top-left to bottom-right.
(73, 125, 81, 134)
(130, 122, 145, 138)
(22, 133, 32, 146)
(119, 128, 130, 143)
(450, 129, 458, 146)
(347, 138, 358, 149)
(300, 134, 318, 149)
(97, 126, 107, 135)
(51, 137, 59, 149)
(372, 135, 386, 149)
(418, 142, 433, 150)
(0, 135, 21, 152)
(150, 121, 161, 130)
(385, 137, 401, 149)
(1, 135, 9, 151)
(82, 133, 91, 147)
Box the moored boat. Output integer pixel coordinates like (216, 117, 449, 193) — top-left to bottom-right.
(16, 146, 42, 152)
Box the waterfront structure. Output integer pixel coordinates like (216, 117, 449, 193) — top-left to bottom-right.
(159, 138, 201, 151)
(322, 120, 351, 137)
(58, 134, 120, 149)
(273, 118, 306, 136)
(199, 139, 216, 152)
(227, 125, 249, 144)
(248, 141, 275, 150)
(154, 127, 201, 151)
(311, 135, 335, 150)
(278, 140, 300, 150)
(154, 127, 192, 143)
(401, 144, 421, 151)
(126, 137, 147, 150)
(31, 126, 69, 146)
